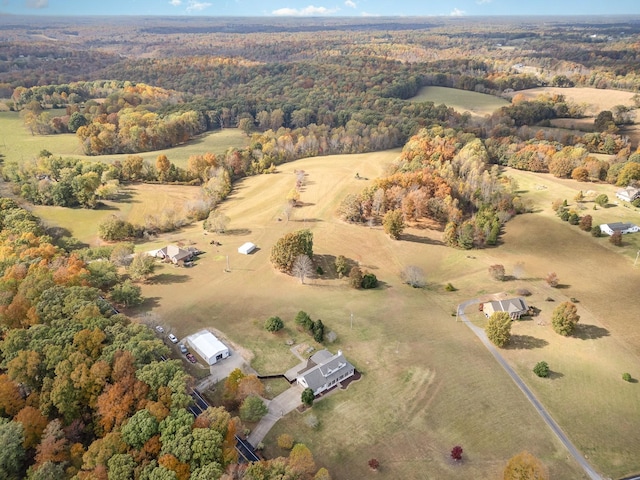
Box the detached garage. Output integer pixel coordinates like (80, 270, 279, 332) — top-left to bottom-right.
(238, 242, 256, 255)
(187, 330, 230, 365)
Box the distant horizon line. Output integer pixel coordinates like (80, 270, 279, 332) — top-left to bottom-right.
(1, 13, 640, 19)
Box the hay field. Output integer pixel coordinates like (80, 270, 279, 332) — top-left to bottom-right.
(130, 151, 591, 479)
(504, 87, 637, 116)
(32, 183, 202, 245)
(410, 86, 509, 117)
(0, 111, 248, 168)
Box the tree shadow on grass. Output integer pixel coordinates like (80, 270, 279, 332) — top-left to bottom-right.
(506, 335, 549, 350)
(548, 370, 564, 380)
(401, 233, 443, 245)
(222, 228, 251, 236)
(574, 324, 610, 340)
(149, 273, 191, 285)
(136, 296, 161, 311)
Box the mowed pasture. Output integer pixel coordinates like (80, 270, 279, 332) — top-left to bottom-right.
(128, 151, 593, 479)
(410, 86, 509, 117)
(32, 183, 202, 245)
(0, 111, 248, 168)
(504, 86, 638, 116)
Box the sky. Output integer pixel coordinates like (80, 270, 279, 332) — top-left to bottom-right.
(1, 0, 640, 17)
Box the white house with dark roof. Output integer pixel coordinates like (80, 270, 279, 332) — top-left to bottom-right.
(616, 187, 640, 203)
(152, 245, 193, 265)
(296, 350, 355, 395)
(599, 222, 640, 236)
(483, 297, 529, 320)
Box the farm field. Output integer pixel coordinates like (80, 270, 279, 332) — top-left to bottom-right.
(32, 183, 202, 245)
(124, 149, 640, 479)
(0, 111, 248, 168)
(504, 86, 638, 116)
(410, 86, 509, 117)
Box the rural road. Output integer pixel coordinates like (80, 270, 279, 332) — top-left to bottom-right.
(457, 299, 603, 480)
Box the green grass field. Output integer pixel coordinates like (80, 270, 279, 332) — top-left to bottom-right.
(0, 111, 248, 168)
(410, 86, 509, 117)
(10, 134, 640, 477)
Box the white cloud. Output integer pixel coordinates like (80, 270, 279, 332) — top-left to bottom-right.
(186, 1, 212, 13)
(476, 0, 492, 4)
(450, 8, 465, 16)
(26, 0, 48, 8)
(345, 0, 356, 8)
(360, 11, 380, 17)
(169, 0, 182, 6)
(272, 5, 339, 16)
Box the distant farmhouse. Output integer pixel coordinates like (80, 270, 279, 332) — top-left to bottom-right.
(296, 350, 355, 396)
(149, 245, 194, 265)
(599, 222, 640, 236)
(483, 297, 529, 320)
(616, 186, 640, 203)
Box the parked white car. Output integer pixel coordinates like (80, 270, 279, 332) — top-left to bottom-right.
(155, 325, 165, 333)
(168, 334, 178, 343)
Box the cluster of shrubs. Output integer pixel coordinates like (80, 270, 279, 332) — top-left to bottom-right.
(295, 310, 329, 343)
(335, 255, 379, 289)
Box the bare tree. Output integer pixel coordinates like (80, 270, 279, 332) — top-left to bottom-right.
(292, 254, 314, 284)
(282, 202, 293, 222)
(400, 265, 426, 288)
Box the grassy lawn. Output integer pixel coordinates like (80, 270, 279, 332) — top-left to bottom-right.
(410, 86, 509, 117)
(31, 183, 202, 246)
(0, 111, 249, 168)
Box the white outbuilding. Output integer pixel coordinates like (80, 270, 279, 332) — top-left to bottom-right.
(187, 330, 230, 365)
(238, 242, 256, 255)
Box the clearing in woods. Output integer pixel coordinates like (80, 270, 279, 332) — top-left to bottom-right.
(0, 111, 248, 168)
(410, 86, 510, 117)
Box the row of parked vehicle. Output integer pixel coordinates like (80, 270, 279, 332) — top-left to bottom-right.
(155, 326, 196, 363)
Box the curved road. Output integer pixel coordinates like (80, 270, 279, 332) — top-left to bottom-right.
(457, 299, 602, 480)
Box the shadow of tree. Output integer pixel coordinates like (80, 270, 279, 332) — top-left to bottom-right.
(149, 273, 191, 285)
(222, 228, 251, 236)
(574, 324, 610, 340)
(401, 233, 444, 246)
(313, 253, 346, 280)
(506, 335, 549, 350)
(548, 370, 564, 380)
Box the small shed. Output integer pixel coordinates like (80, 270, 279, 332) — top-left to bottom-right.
(238, 242, 256, 255)
(187, 331, 230, 365)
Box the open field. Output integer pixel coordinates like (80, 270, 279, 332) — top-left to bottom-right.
(0, 111, 248, 168)
(410, 86, 509, 117)
(26, 145, 640, 478)
(31, 183, 202, 245)
(504, 87, 638, 116)
(125, 150, 595, 479)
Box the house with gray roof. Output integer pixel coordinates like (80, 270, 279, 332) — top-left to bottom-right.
(296, 350, 355, 396)
(483, 297, 529, 320)
(599, 222, 640, 236)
